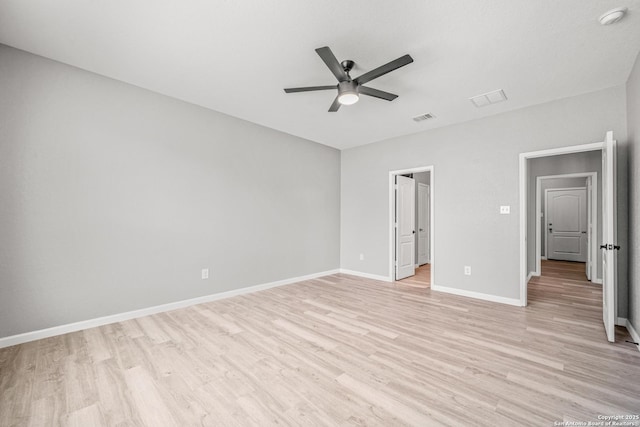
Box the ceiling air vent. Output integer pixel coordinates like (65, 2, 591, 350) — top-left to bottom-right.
(413, 113, 436, 122)
(470, 89, 507, 108)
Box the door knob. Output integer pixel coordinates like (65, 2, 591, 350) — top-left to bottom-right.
(419, 228, 424, 231)
(412, 230, 415, 234)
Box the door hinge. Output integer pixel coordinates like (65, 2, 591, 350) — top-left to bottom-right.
(600, 244, 622, 250)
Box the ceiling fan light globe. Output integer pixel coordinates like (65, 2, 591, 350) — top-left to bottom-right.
(338, 92, 359, 105)
(599, 7, 627, 25)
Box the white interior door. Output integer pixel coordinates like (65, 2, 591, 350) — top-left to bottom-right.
(602, 131, 617, 342)
(546, 188, 587, 262)
(586, 176, 592, 280)
(395, 175, 415, 280)
(417, 183, 429, 265)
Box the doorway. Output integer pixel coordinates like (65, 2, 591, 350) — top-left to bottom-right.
(388, 166, 434, 287)
(519, 132, 618, 342)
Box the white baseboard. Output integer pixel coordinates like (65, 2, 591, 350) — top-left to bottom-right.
(339, 269, 392, 282)
(0, 268, 340, 349)
(592, 278, 602, 285)
(526, 271, 540, 283)
(540, 256, 547, 260)
(616, 317, 627, 327)
(623, 319, 640, 352)
(431, 284, 522, 307)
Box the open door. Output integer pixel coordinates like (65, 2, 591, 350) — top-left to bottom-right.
(395, 175, 415, 280)
(601, 131, 617, 342)
(417, 183, 430, 265)
(586, 176, 592, 280)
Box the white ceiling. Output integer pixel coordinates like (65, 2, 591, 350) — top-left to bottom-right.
(1, 1, 639, 150)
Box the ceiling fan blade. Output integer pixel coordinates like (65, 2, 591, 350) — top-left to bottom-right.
(359, 86, 398, 101)
(316, 46, 348, 82)
(284, 85, 336, 93)
(355, 54, 413, 85)
(328, 95, 341, 112)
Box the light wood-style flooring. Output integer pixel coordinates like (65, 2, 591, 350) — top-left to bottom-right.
(396, 263, 430, 288)
(1, 261, 639, 426)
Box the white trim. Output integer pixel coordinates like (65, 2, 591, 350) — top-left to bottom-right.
(624, 319, 640, 352)
(519, 141, 604, 307)
(592, 278, 603, 285)
(536, 174, 597, 281)
(616, 317, 628, 326)
(526, 272, 535, 283)
(339, 269, 393, 282)
(520, 142, 604, 160)
(0, 268, 340, 349)
(431, 284, 521, 306)
(389, 166, 434, 286)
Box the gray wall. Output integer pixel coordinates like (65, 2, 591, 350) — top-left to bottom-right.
(0, 45, 341, 338)
(538, 177, 587, 258)
(341, 85, 627, 302)
(627, 51, 640, 333)
(527, 152, 602, 279)
(414, 171, 430, 264)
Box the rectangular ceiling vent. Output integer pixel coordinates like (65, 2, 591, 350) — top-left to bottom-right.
(412, 113, 436, 122)
(470, 89, 508, 108)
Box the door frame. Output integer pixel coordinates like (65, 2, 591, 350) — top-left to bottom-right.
(519, 142, 603, 307)
(417, 182, 430, 265)
(389, 166, 434, 283)
(535, 173, 598, 281)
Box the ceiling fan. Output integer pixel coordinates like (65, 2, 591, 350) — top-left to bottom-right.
(284, 46, 413, 112)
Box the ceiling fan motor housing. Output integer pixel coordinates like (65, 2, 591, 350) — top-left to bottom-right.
(338, 80, 359, 93)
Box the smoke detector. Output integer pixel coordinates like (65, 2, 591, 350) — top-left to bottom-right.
(599, 7, 627, 25)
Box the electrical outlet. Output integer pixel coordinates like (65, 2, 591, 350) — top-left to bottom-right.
(500, 205, 510, 214)
(359, 253, 364, 261)
(201, 268, 209, 279)
(464, 266, 471, 276)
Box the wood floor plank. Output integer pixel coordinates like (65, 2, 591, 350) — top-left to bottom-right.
(123, 366, 178, 427)
(1, 260, 639, 426)
(63, 403, 106, 427)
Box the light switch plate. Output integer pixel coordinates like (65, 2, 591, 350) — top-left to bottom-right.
(201, 268, 209, 279)
(500, 206, 510, 214)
